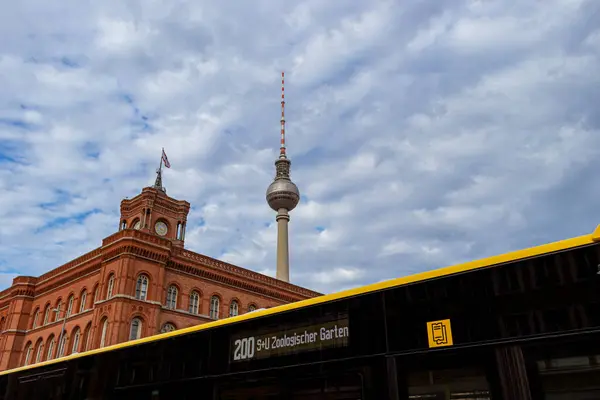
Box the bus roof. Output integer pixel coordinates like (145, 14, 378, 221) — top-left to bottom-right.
(3, 225, 599, 376)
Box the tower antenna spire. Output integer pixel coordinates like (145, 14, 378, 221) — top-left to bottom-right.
(280, 71, 287, 159)
(266, 71, 300, 283)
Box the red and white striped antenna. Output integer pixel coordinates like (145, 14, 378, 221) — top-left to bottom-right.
(280, 71, 287, 159)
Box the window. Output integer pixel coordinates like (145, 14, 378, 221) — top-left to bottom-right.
(55, 301, 62, 322)
(71, 328, 81, 354)
(23, 343, 33, 366)
(537, 353, 600, 398)
(210, 296, 220, 319)
(46, 337, 55, 360)
(248, 304, 257, 312)
(57, 333, 67, 358)
(66, 295, 74, 317)
(129, 318, 142, 340)
(135, 275, 149, 300)
(100, 319, 108, 348)
(32, 309, 40, 329)
(229, 300, 239, 317)
(79, 290, 87, 313)
(160, 323, 176, 333)
(43, 306, 50, 325)
(106, 275, 115, 299)
(93, 285, 99, 304)
(189, 291, 200, 314)
(35, 341, 44, 363)
(166, 286, 178, 309)
(82, 323, 91, 352)
(408, 367, 491, 399)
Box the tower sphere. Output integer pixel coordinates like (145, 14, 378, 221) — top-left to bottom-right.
(266, 179, 300, 212)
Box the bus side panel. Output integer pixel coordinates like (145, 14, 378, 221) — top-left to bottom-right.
(0, 354, 111, 400)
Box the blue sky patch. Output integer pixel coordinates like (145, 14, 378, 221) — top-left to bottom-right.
(0, 118, 34, 130)
(37, 209, 101, 232)
(60, 57, 79, 68)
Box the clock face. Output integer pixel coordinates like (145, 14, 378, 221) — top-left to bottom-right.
(155, 221, 168, 236)
(133, 221, 141, 230)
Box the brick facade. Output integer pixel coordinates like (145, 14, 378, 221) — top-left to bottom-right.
(0, 186, 320, 371)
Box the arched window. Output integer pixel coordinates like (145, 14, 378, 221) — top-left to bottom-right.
(82, 323, 92, 352)
(248, 304, 257, 312)
(34, 340, 44, 363)
(129, 318, 142, 340)
(32, 308, 40, 329)
(0, 317, 5, 332)
(57, 333, 67, 358)
(66, 295, 74, 317)
(106, 275, 115, 299)
(79, 290, 87, 313)
(135, 275, 149, 300)
(210, 296, 220, 319)
(189, 291, 200, 314)
(43, 305, 51, 325)
(166, 286, 178, 309)
(23, 342, 33, 366)
(46, 336, 55, 360)
(71, 327, 81, 354)
(100, 318, 109, 348)
(55, 300, 62, 322)
(93, 285, 99, 304)
(229, 300, 239, 317)
(160, 323, 176, 333)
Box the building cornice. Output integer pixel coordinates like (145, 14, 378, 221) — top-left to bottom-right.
(120, 187, 190, 220)
(31, 268, 101, 302)
(173, 248, 322, 298)
(102, 229, 172, 251)
(25, 308, 94, 335)
(167, 260, 301, 303)
(165, 262, 302, 303)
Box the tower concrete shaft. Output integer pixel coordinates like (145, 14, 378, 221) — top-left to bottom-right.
(275, 208, 290, 282)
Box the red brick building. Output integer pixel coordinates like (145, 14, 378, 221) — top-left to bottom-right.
(0, 185, 321, 371)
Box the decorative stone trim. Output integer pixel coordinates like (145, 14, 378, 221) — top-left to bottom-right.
(175, 248, 321, 297)
(168, 261, 302, 303)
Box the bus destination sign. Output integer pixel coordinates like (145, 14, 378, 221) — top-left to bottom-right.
(230, 318, 350, 362)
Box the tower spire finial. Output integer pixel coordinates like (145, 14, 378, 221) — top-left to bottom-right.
(154, 166, 164, 192)
(280, 71, 287, 159)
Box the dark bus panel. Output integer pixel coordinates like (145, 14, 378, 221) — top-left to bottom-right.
(1, 238, 600, 399)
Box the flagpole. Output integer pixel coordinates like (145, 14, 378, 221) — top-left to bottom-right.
(154, 149, 165, 192)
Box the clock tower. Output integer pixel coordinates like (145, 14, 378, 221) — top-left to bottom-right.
(118, 181, 191, 247)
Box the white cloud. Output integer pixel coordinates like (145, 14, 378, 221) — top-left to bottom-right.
(309, 267, 366, 286)
(0, 0, 599, 294)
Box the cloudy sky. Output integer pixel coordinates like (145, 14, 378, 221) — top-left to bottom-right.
(0, 0, 599, 294)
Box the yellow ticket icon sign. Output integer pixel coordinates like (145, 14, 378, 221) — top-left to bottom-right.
(426, 319, 453, 348)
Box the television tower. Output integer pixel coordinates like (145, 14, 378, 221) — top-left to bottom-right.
(266, 72, 300, 282)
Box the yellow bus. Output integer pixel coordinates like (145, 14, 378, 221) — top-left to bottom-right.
(2, 226, 600, 399)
